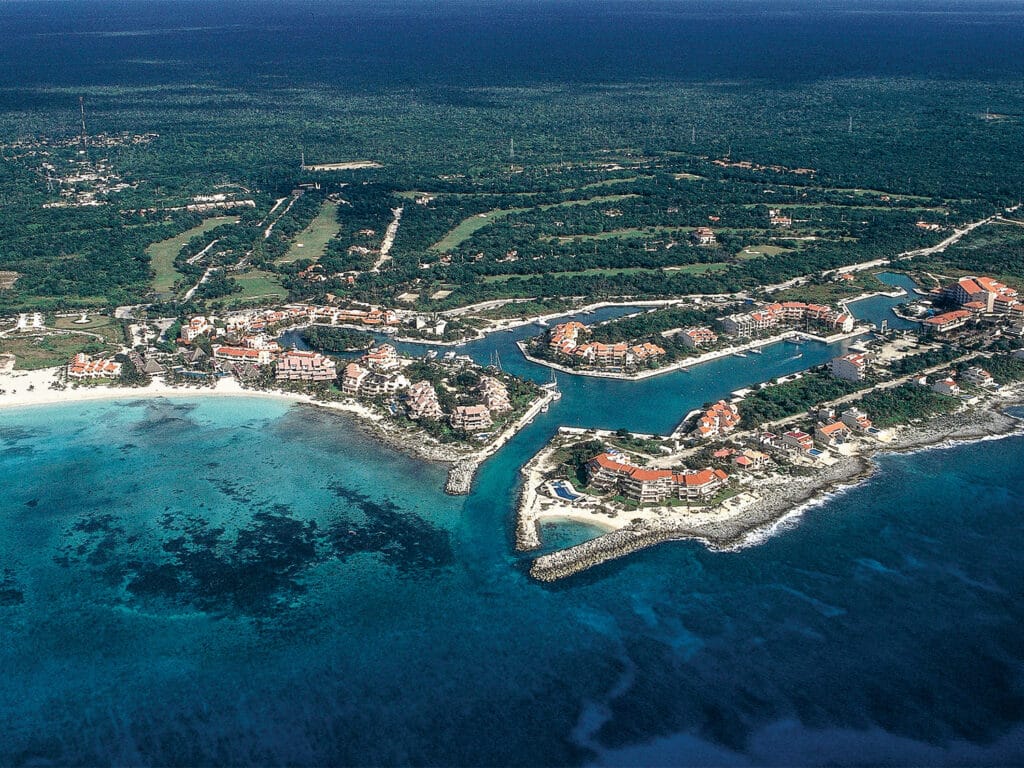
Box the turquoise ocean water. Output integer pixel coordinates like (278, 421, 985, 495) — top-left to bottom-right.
(1, 285, 1022, 765)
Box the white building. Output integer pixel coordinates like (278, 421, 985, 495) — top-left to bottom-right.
(829, 353, 868, 381)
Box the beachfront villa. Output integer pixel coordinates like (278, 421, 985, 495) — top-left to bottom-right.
(342, 362, 370, 395)
(961, 366, 996, 387)
(829, 352, 869, 381)
(275, 350, 337, 382)
(695, 400, 741, 438)
(815, 421, 851, 448)
(586, 452, 729, 504)
(451, 404, 493, 431)
(179, 316, 215, 344)
(67, 353, 122, 380)
(931, 376, 961, 396)
(406, 381, 444, 420)
(718, 301, 854, 337)
(840, 407, 873, 432)
(782, 430, 815, 454)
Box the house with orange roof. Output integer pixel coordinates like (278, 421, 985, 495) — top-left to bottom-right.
(694, 400, 741, 438)
(840, 407, 873, 432)
(782, 430, 814, 453)
(690, 227, 717, 245)
(960, 366, 995, 388)
(814, 421, 851, 448)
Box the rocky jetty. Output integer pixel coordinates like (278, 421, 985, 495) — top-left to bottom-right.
(445, 459, 478, 495)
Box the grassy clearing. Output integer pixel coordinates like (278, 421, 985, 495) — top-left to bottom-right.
(231, 270, 287, 301)
(737, 244, 793, 259)
(51, 315, 119, 336)
(147, 216, 238, 293)
(483, 262, 729, 281)
(279, 202, 340, 263)
(431, 208, 530, 251)
(576, 176, 646, 190)
(552, 226, 689, 243)
(430, 194, 641, 251)
(662, 262, 731, 274)
(673, 172, 704, 180)
(0, 332, 117, 370)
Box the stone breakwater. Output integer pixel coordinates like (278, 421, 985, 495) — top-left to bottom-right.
(445, 459, 478, 496)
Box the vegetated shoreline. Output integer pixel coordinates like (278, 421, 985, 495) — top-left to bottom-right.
(0, 366, 554, 496)
(526, 389, 1024, 582)
(515, 325, 868, 381)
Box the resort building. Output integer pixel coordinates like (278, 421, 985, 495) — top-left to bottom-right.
(945, 276, 1021, 314)
(695, 400, 741, 438)
(341, 362, 370, 395)
(679, 327, 718, 348)
(179, 316, 214, 344)
(211, 345, 273, 366)
(363, 343, 400, 371)
(360, 372, 410, 397)
(67, 353, 122, 380)
(815, 421, 851, 448)
(406, 381, 444, 420)
(586, 452, 729, 503)
(548, 321, 587, 355)
(479, 376, 512, 413)
(769, 210, 793, 227)
(690, 227, 717, 245)
(961, 366, 996, 387)
(450, 404, 493, 431)
(922, 310, 972, 334)
(718, 301, 854, 337)
(829, 352, 868, 381)
(275, 350, 337, 382)
(931, 377, 961, 396)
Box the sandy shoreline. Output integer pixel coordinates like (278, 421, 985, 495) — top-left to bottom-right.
(527, 389, 1024, 581)
(0, 367, 496, 489)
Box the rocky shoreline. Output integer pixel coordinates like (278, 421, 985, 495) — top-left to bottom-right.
(529, 393, 1024, 582)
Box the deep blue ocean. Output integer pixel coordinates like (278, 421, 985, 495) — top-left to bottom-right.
(2, 0, 1024, 761)
(2, 291, 1023, 765)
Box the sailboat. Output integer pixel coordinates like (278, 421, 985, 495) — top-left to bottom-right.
(542, 370, 562, 403)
